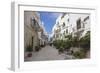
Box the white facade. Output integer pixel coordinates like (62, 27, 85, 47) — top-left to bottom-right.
(51, 13, 70, 41)
(51, 13, 90, 41)
(24, 11, 41, 51)
(38, 22, 48, 46)
(24, 11, 48, 52)
(71, 14, 90, 38)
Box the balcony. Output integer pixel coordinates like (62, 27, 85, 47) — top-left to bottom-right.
(31, 17, 40, 31)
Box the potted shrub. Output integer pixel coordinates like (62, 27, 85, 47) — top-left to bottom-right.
(53, 40, 58, 48)
(63, 39, 71, 52)
(71, 36, 79, 47)
(58, 47, 64, 54)
(57, 40, 64, 54)
(26, 45, 33, 57)
(35, 46, 41, 52)
(79, 31, 90, 51)
(73, 51, 86, 59)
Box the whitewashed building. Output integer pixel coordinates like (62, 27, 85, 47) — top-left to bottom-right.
(24, 11, 41, 52)
(71, 14, 90, 38)
(51, 13, 90, 41)
(51, 13, 71, 41)
(38, 22, 48, 46)
(24, 11, 48, 52)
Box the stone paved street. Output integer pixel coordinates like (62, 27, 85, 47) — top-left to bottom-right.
(25, 45, 66, 61)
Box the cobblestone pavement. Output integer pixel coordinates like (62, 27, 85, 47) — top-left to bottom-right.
(25, 45, 65, 61)
(24, 45, 74, 62)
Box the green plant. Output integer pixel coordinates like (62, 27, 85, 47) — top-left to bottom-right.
(53, 40, 62, 49)
(73, 51, 86, 59)
(63, 34, 73, 50)
(79, 31, 90, 50)
(63, 40, 71, 50)
(71, 36, 79, 47)
(53, 34, 73, 51)
(35, 46, 41, 52)
(65, 34, 72, 40)
(53, 40, 57, 47)
(26, 45, 33, 52)
(58, 47, 64, 54)
(53, 40, 64, 53)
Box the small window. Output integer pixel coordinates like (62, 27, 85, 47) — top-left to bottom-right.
(63, 22, 65, 27)
(77, 18, 81, 29)
(31, 17, 36, 27)
(31, 36, 34, 47)
(67, 19, 69, 22)
(66, 29, 68, 33)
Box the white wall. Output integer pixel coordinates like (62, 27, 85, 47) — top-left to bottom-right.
(0, 0, 100, 73)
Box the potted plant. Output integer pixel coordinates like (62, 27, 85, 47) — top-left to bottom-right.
(57, 40, 64, 54)
(58, 46, 64, 54)
(26, 45, 33, 57)
(79, 31, 90, 51)
(73, 50, 86, 59)
(35, 46, 41, 52)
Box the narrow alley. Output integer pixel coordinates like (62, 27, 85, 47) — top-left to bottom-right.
(25, 45, 66, 61)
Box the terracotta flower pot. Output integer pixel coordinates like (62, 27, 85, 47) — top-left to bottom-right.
(27, 52, 32, 57)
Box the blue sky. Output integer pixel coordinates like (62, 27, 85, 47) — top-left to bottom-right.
(39, 11, 61, 34)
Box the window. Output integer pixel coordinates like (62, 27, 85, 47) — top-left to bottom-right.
(77, 18, 81, 29)
(63, 32, 65, 35)
(63, 22, 65, 27)
(63, 31, 66, 35)
(67, 18, 69, 22)
(66, 29, 68, 33)
(31, 17, 40, 31)
(31, 36, 34, 47)
(31, 17, 36, 28)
